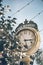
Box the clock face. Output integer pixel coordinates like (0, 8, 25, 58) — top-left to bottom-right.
(16, 29, 36, 52)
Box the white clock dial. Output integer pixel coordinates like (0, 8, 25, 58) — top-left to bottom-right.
(16, 29, 36, 52)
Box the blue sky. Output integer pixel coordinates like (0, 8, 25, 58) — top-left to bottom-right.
(3, 0, 43, 28)
(2, 0, 43, 65)
(3, 0, 43, 49)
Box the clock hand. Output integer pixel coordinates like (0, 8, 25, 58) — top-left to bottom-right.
(24, 45, 28, 48)
(24, 39, 33, 41)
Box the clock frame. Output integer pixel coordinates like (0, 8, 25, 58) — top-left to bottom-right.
(15, 23, 40, 55)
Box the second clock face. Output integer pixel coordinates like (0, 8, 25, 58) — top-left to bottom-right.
(16, 29, 36, 52)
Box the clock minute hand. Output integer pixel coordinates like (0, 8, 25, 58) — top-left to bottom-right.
(24, 39, 33, 41)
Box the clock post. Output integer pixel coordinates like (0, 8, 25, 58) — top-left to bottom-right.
(15, 19, 40, 65)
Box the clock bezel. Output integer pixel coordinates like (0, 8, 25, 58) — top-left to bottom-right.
(15, 27, 40, 55)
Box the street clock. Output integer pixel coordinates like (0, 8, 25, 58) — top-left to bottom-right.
(15, 20, 40, 55)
